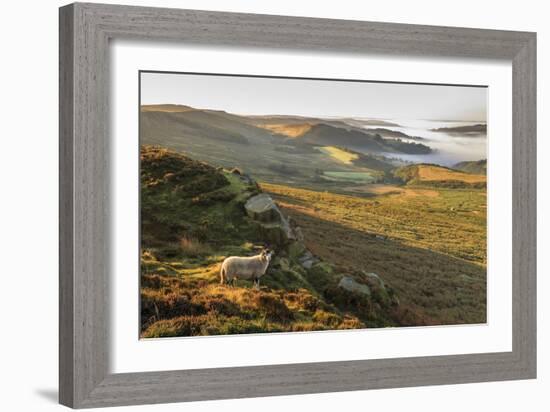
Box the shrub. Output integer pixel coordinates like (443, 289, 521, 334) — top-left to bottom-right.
(253, 294, 294, 323)
(140, 289, 206, 332)
(312, 310, 342, 328)
(141, 314, 283, 338)
(141, 274, 161, 289)
(192, 296, 243, 317)
(179, 236, 212, 257)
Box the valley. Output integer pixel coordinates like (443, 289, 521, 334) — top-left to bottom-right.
(139, 103, 488, 336)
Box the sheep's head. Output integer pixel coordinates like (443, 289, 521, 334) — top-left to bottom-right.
(261, 249, 274, 263)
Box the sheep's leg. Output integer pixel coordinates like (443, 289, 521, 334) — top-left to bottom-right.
(254, 277, 260, 291)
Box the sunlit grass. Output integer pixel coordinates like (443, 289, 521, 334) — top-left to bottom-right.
(316, 146, 359, 165)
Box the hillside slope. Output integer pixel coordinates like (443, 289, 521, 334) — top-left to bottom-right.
(453, 159, 487, 175)
(140, 104, 431, 154)
(140, 105, 401, 192)
(393, 164, 486, 188)
(140, 146, 400, 337)
(296, 124, 431, 154)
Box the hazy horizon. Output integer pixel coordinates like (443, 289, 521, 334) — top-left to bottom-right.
(140, 72, 487, 123)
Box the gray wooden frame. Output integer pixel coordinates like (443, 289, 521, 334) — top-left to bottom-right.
(59, 2, 536, 408)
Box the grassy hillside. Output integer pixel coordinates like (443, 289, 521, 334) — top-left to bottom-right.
(257, 123, 313, 137)
(394, 164, 486, 188)
(296, 124, 431, 154)
(140, 104, 429, 157)
(140, 106, 400, 193)
(454, 159, 487, 175)
(140, 106, 272, 145)
(140, 146, 401, 337)
(141, 104, 196, 113)
(262, 182, 487, 325)
(362, 127, 425, 141)
(140, 146, 486, 336)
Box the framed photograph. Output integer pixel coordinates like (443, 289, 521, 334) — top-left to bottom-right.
(59, 2, 536, 408)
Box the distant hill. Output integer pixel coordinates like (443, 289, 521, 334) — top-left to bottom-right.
(140, 105, 275, 145)
(362, 127, 425, 141)
(393, 164, 486, 188)
(140, 105, 402, 192)
(254, 119, 425, 142)
(316, 146, 395, 173)
(431, 124, 487, 135)
(141, 104, 196, 113)
(336, 118, 402, 128)
(453, 159, 487, 175)
(141, 104, 431, 155)
(295, 124, 431, 154)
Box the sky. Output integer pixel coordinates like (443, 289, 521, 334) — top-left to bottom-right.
(140, 71, 487, 122)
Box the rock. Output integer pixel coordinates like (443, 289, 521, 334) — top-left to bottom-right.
(364, 272, 385, 289)
(239, 173, 256, 186)
(245, 193, 284, 223)
(298, 250, 319, 269)
(245, 194, 295, 246)
(362, 271, 398, 307)
(338, 276, 371, 297)
(294, 226, 305, 242)
(300, 258, 317, 270)
(257, 221, 295, 246)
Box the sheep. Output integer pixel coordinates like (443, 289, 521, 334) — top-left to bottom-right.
(220, 249, 273, 289)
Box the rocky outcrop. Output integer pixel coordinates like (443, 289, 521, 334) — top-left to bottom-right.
(244, 190, 399, 323)
(245, 193, 284, 222)
(338, 276, 371, 296)
(364, 272, 385, 289)
(245, 194, 295, 246)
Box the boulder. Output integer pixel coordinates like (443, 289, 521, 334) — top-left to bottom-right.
(364, 272, 385, 289)
(300, 257, 317, 270)
(362, 271, 398, 307)
(298, 250, 319, 269)
(245, 194, 295, 246)
(245, 194, 284, 223)
(257, 221, 295, 246)
(239, 173, 257, 186)
(294, 226, 305, 242)
(338, 276, 371, 297)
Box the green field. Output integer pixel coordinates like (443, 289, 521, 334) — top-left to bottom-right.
(321, 171, 378, 183)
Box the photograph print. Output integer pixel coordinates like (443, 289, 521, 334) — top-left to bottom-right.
(139, 72, 487, 338)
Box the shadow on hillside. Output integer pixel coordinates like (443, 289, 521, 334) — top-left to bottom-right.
(278, 206, 487, 326)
